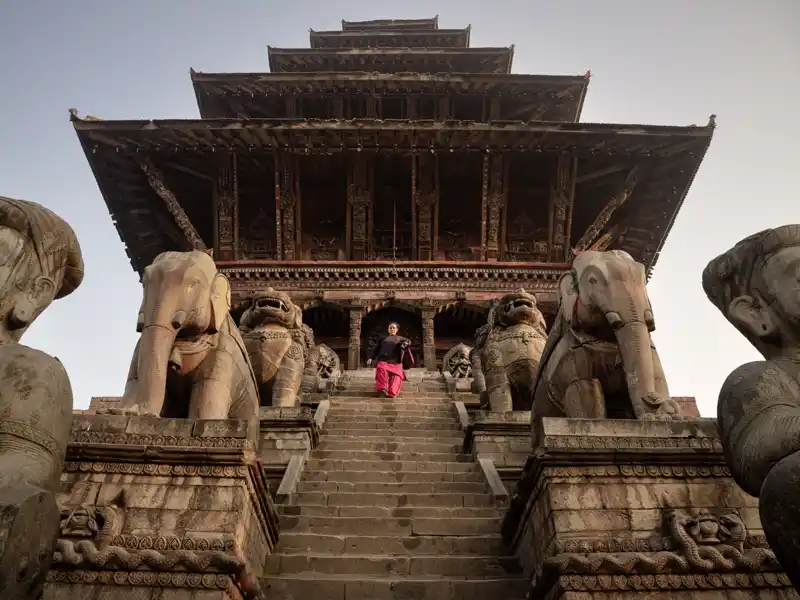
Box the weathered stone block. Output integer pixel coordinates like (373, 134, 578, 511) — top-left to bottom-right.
(503, 417, 797, 600)
(46, 414, 279, 600)
(462, 409, 531, 492)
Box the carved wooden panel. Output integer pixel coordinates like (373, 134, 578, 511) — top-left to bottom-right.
(549, 154, 576, 261)
(214, 153, 238, 261)
(484, 154, 505, 261)
(276, 153, 300, 260)
(347, 155, 372, 260)
(414, 154, 438, 261)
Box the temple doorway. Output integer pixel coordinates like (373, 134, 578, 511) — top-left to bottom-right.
(433, 303, 487, 367)
(302, 303, 349, 366)
(360, 306, 422, 367)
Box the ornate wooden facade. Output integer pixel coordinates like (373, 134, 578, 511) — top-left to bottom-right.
(73, 17, 714, 369)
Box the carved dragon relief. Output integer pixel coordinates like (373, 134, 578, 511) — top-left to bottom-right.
(543, 509, 780, 577)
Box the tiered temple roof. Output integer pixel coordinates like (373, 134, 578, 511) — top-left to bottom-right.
(73, 16, 713, 297)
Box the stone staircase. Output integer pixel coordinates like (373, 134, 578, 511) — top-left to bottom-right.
(264, 371, 527, 599)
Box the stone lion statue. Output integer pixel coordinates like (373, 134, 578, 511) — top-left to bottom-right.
(240, 289, 307, 407)
(477, 289, 548, 412)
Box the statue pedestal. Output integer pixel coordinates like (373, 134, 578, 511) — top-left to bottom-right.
(503, 417, 795, 600)
(463, 410, 531, 494)
(258, 406, 322, 500)
(47, 414, 279, 600)
(443, 372, 473, 393)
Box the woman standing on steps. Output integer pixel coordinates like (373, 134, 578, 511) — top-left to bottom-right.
(366, 322, 414, 398)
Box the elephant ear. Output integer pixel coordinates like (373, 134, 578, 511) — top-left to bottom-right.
(135, 265, 151, 333)
(209, 273, 231, 334)
(558, 270, 579, 327)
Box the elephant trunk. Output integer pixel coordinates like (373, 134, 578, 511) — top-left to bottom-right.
(611, 318, 663, 418)
(134, 324, 179, 416)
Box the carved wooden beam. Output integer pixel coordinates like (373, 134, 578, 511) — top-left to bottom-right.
(274, 152, 282, 259)
(277, 152, 299, 260)
(480, 154, 489, 260)
(415, 153, 438, 261)
(484, 154, 505, 261)
(137, 156, 207, 251)
(574, 165, 642, 252)
(549, 154, 577, 261)
(347, 154, 371, 260)
(575, 164, 627, 185)
(213, 153, 238, 261)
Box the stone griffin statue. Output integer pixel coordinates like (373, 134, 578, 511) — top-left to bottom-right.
(117, 250, 259, 423)
(442, 343, 472, 379)
(240, 289, 307, 407)
(531, 250, 680, 425)
(301, 340, 341, 393)
(477, 289, 548, 412)
(702, 224, 800, 590)
(0, 196, 84, 598)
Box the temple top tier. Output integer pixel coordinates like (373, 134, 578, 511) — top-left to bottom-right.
(270, 17, 509, 73)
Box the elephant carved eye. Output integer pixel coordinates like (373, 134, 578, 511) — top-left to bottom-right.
(588, 276, 598, 285)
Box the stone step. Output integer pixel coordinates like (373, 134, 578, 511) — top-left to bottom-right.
(326, 408, 456, 418)
(318, 433, 464, 445)
(296, 480, 489, 494)
(266, 553, 522, 577)
(324, 415, 458, 426)
(278, 504, 502, 519)
(288, 491, 494, 508)
(303, 459, 477, 473)
(263, 574, 529, 600)
(310, 450, 469, 463)
(301, 469, 484, 484)
(331, 391, 452, 399)
(321, 427, 461, 438)
(329, 397, 453, 405)
(317, 438, 463, 453)
(275, 533, 508, 556)
(279, 514, 503, 536)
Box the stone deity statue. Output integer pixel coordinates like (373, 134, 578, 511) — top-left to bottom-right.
(703, 224, 800, 590)
(0, 196, 84, 598)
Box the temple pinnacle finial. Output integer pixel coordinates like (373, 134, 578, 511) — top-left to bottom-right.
(708, 114, 717, 128)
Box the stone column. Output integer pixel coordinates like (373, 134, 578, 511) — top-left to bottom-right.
(348, 305, 364, 370)
(422, 307, 436, 371)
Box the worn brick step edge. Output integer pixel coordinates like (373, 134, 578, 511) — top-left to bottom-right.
(301, 470, 485, 484)
(262, 574, 529, 600)
(325, 414, 458, 423)
(320, 428, 462, 439)
(317, 438, 463, 451)
(325, 410, 456, 419)
(329, 394, 453, 401)
(304, 459, 477, 473)
(286, 491, 495, 508)
(316, 433, 464, 443)
(265, 553, 523, 577)
(278, 505, 503, 519)
(279, 515, 503, 536)
(275, 533, 510, 556)
(311, 450, 470, 463)
(297, 481, 489, 494)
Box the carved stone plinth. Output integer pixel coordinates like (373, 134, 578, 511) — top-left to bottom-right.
(503, 418, 796, 600)
(463, 410, 531, 493)
(443, 371, 473, 393)
(47, 414, 279, 600)
(258, 406, 321, 498)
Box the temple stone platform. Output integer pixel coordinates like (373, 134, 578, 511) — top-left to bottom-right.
(46, 413, 280, 600)
(501, 417, 796, 600)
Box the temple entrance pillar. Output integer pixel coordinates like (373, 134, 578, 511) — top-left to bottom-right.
(348, 305, 364, 370)
(422, 307, 436, 371)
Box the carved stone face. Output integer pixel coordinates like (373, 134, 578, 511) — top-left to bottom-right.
(245, 289, 299, 330)
(764, 246, 800, 326)
(497, 290, 546, 331)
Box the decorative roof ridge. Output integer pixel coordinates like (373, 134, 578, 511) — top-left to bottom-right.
(71, 115, 717, 136)
(267, 45, 513, 53)
(190, 70, 590, 82)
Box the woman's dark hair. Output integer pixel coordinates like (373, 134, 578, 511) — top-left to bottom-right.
(388, 322, 400, 330)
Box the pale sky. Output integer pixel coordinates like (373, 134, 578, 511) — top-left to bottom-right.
(0, 0, 797, 415)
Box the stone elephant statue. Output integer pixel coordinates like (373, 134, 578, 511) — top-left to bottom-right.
(240, 289, 307, 407)
(531, 250, 680, 427)
(119, 250, 259, 421)
(479, 289, 548, 412)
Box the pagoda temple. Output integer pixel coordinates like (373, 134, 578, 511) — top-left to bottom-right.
(72, 16, 714, 371)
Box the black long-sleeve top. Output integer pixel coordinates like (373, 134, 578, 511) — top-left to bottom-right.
(371, 335, 409, 365)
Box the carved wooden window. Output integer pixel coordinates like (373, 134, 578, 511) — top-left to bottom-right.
(452, 96, 483, 122)
(302, 97, 331, 119)
(380, 96, 406, 119)
(348, 98, 367, 119)
(417, 96, 436, 119)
